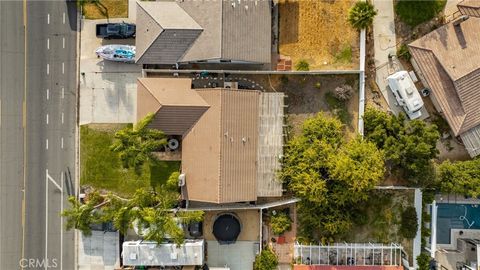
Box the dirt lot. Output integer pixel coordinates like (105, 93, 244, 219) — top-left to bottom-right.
(278, 0, 359, 70)
(267, 74, 358, 136)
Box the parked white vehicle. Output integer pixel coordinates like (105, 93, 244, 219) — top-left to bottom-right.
(387, 71, 424, 120)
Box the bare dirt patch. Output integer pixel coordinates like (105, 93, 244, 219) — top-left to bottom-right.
(278, 0, 359, 70)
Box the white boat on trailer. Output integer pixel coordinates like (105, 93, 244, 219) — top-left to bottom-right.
(95, 44, 135, 63)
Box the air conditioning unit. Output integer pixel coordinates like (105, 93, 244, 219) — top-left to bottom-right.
(178, 174, 186, 187)
(223, 81, 238, 89)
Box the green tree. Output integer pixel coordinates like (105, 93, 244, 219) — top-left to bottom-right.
(416, 253, 431, 270)
(62, 191, 104, 236)
(363, 107, 440, 186)
(63, 187, 204, 245)
(110, 113, 167, 174)
(281, 113, 385, 239)
(437, 158, 480, 197)
(254, 249, 278, 270)
(400, 206, 418, 239)
(348, 1, 377, 30)
(270, 211, 292, 235)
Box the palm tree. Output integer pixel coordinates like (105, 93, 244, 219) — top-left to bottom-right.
(348, 1, 377, 30)
(62, 191, 104, 236)
(110, 113, 167, 174)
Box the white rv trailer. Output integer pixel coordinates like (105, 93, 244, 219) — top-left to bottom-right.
(387, 71, 424, 120)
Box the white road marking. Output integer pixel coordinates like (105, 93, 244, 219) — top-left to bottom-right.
(45, 170, 64, 270)
(62, 62, 64, 74)
(61, 112, 64, 124)
(47, 64, 49, 75)
(62, 37, 65, 49)
(46, 139, 48, 150)
(47, 38, 49, 50)
(61, 137, 64, 149)
(46, 89, 49, 100)
(46, 114, 49, 125)
(62, 87, 64, 99)
(47, 13, 50, 24)
(45, 170, 48, 270)
(60, 172, 64, 270)
(63, 12, 65, 24)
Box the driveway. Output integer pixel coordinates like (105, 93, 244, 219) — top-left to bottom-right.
(372, 0, 429, 120)
(79, 16, 141, 125)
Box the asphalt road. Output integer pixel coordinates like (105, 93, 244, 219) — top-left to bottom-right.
(0, 1, 77, 269)
(0, 1, 25, 268)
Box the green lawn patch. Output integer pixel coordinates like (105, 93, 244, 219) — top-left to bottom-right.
(150, 160, 181, 192)
(395, 0, 447, 27)
(325, 92, 352, 126)
(80, 125, 180, 197)
(335, 44, 353, 64)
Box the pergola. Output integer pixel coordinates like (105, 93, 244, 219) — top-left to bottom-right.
(294, 242, 405, 266)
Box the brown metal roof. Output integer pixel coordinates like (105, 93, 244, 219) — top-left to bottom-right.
(458, 0, 480, 9)
(182, 89, 260, 204)
(136, 78, 210, 136)
(409, 17, 480, 135)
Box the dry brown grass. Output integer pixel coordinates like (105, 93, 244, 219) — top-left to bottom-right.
(83, 0, 128, 20)
(279, 0, 359, 70)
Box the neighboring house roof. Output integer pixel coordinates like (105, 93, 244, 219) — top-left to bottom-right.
(182, 89, 260, 203)
(294, 267, 404, 270)
(408, 17, 480, 157)
(136, 1, 203, 65)
(458, 0, 480, 17)
(136, 77, 210, 136)
(135, 0, 271, 64)
(122, 240, 204, 266)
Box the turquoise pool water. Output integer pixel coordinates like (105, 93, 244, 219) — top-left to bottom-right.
(436, 203, 480, 244)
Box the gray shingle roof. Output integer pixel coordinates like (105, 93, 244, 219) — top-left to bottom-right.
(135, 0, 271, 65)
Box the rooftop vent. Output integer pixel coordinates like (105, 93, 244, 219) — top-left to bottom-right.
(453, 15, 469, 27)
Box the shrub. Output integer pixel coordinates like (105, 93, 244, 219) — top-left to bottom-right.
(270, 211, 292, 235)
(295, 60, 310, 71)
(166, 172, 180, 192)
(400, 206, 418, 239)
(395, 0, 446, 27)
(348, 1, 377, 30)
(416, 253, 431, 270)
(254, 249, 278, 270)
(397, 44, 411, 61)
(333, 85, 354, 101)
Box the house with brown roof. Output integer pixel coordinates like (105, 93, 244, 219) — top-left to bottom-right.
(408, 16, 480, 157)
(457, 0, 480, 18)
(136, 78, 284, 204)
(135, 0, 272, 66)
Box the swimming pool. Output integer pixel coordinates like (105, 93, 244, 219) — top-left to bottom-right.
(436, 203, 480, 244)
